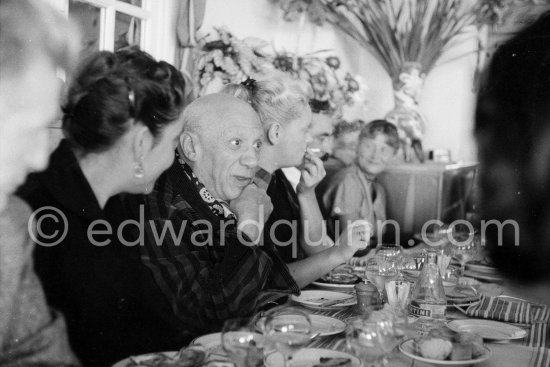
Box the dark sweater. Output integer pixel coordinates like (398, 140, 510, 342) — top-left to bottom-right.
(17, 140, 185, 367)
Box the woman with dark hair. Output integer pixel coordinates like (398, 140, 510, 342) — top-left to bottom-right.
(475, 11, 550, 304)
(320, 119, 399, 242)
(18, 47, 187, 366)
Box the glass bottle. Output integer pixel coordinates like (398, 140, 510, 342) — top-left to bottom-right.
(408, 250, 447, 325)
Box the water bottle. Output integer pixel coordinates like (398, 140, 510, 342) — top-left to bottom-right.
(408, 250, 447, 328)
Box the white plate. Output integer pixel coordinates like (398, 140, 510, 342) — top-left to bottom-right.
(265, 348, 361, 367)
(311, 280, 356, 291)
(466, 262, 498, 274)
(402, 269, 420, 278)
(256, 314, 346, 337)
(191, 332, 225, 355)
(291, 290, 356, 310)
(447, 319, 528, 341)
(463, 269, 504, 282)
(112, 351, 178, 367)
(399, 339, 492, 366)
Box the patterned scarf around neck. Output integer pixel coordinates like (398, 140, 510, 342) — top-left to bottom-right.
(176, 149, 237, 220)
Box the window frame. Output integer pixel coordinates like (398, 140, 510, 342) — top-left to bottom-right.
(47, 0, 176, 62)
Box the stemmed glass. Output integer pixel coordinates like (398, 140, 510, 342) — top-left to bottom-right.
(364, 256, 398, 303)
(221, 318, 265, 367)
(263, 307, 311, 367)
(450, 232, 479, 277)
(346, 318, 398, 367)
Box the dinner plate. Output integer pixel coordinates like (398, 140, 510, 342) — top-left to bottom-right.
(265, 348, 361, 367)
(311, 280, 357, 291)
(112, 351, 178, 367)
(191, 332, 225, 355)
(466, 262, 498, 274)
(256, 314, 346, 337)
(399, 339, 492, 366)
(463, 269, 504, 282)
(402, 269, 421, 278)
(447, 319, 528, 341)
(291, 290, 356, 310)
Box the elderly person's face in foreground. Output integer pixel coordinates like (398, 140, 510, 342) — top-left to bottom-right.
(181, 94, 264, 201)
(0, 56, 61, 202)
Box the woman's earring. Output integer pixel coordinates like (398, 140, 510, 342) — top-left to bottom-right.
(134, 157, 144, 179)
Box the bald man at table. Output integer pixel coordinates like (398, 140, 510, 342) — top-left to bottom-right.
(135, 94, 297, 341)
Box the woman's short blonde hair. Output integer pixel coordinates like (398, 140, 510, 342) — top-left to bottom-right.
(221, 71, 310, 130)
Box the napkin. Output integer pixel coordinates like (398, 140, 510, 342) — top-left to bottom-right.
(466, 295, 533, 324)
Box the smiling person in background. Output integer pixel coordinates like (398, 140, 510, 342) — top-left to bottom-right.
(320, 120, 399, 243)
(17, 47, 187, 366)
(0, 0, 79, 365)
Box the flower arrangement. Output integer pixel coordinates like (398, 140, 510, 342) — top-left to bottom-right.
(194, 26, 366, 112)
(272, 51, 365, 112)
(194, 27, 272, 96)
(308, 0, 499, 162)
(269, 0, 329, 25)
(318, 0, 494, 84)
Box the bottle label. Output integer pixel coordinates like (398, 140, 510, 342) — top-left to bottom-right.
(408, 302, 446, 318)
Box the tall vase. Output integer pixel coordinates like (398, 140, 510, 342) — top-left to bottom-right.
(385, 62, 427, 163)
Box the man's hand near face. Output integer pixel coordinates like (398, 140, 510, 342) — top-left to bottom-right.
(231, 183, 273, 244)
(296, 152, 326, 195)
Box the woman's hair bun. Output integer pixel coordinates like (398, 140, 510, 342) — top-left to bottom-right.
(62, 48, 186, 154)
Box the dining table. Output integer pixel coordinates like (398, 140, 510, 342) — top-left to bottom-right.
(291, 245, 550, 367)
(114, 245, 550, 367)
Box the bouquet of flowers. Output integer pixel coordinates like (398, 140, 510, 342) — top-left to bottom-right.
(272, 51, 366, 113)
(270, 0, 329, 25)
(194, 27, 272, 96)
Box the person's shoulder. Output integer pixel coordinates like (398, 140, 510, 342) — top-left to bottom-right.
(0, 196, 32, 229)
(0, 196, 34, 256)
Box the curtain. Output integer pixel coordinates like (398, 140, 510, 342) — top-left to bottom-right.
(176, 0, 206, 104)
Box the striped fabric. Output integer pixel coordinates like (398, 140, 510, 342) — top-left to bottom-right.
(140, 159, 300, 340)
(466, 295, 534, 323)
(252, 293, 550, 367)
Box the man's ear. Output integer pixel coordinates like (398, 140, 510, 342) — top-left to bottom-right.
(266, 123, 281, 145)
(180, 132, 200, 161)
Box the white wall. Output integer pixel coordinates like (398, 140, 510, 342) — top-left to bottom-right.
(198, 0, 479, 162)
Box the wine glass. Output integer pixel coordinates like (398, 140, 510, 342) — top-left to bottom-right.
(263, 307, 311, 367)
(221, 318, 265, 367)
(346, 318, 398, 367)
(450, 232, 479, 277)
(365, 256, 398, 303)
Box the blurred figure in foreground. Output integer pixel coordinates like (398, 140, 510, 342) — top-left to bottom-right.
(475, 11, 550, 304)
(0, 0, 79, 365)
